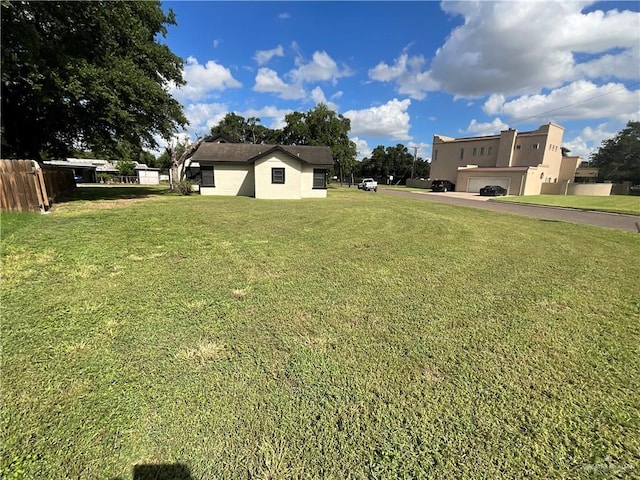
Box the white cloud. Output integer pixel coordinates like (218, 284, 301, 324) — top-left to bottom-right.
(482, 94, 505, 116)
(430, 1, 640, 96)
(369, 55, 410, 82)
(351, 137, 372, 161)
(252, 51, 352, 100)
(254, 45, 284, 65)
(279, 12, 290, 19)
(576, 48, 640, 80)
(483, 81, 640, 122)
(291, 51, 353, 85)
(344, 98, 412, 140)
(213, 39, 220, 48)
(619, 110, 640, 124)
(240, 105, 293, 130)
(463, 118, 510, 135)
(310, 86, 327, 104)
(310, 87, 338, 110)
(563, 123, 618, 159)
(183, 102, 229, 136)
(253, 67, 306, 100)
(171, 56, 242, 103)
(369, 53, 439, 100)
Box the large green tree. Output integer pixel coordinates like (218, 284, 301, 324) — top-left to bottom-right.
(356, 144, 429, 183)
(1, 1, 187, 160)
(207, 113, 281, 144)
(590, 121, 640, 183)
(281, 104, 357, 180)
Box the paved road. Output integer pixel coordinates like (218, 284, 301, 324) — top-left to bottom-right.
(378, 188, 640, 233)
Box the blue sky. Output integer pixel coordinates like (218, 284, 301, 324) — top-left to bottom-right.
(161, 1, 640, 161)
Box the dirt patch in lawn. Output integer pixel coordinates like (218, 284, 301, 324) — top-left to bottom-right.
(53, 195, 165, 215)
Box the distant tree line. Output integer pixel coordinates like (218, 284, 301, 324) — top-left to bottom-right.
(355, 144, 429, 184)
(205, 107, 429, 183)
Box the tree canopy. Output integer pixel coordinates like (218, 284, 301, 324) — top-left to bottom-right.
(1, 1, 187, 160)
(207, 113, 281, 144)
(590, 121, 640, 184)
(356, 144, 429, 183)
(282, 104, 357, 179)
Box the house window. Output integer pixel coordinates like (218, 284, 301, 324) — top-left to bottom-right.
(460, 148, 464, 160)
(472, 147, 477, 156)
(201, 165, 214, 187)
(516, 145, 521, 150)
(185, 166, 201, 184)
(480, 147, 485, 155)
(313, 169, 327, 189)
(434, 149, 438, 161)
(272, 167, 285, 184)
(532, 143, 540, 149)
(488, 146, 492, 155)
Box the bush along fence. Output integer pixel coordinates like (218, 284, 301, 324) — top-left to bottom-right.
(0, 159, 75, 212)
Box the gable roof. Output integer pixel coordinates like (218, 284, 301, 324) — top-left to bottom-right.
(191, 142, 334, 167)
(205, 133, 238, 143)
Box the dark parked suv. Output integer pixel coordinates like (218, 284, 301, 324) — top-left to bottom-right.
(430, 179, 455, 192)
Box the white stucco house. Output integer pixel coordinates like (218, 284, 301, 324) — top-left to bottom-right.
(184, 141, 334, 199)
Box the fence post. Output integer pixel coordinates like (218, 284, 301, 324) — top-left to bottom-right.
(31, 163, 46, 211)
(33, 162, 50, 210)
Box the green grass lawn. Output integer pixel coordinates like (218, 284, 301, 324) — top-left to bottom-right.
(494, 194, 640, 215)
(2, 187, 639, 479)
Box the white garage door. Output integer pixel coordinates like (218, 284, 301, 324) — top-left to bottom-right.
(467, 177, 511, 193)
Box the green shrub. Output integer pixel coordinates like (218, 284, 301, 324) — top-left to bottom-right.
(176, 179, 194, 195)
(97, 173, 113, 184)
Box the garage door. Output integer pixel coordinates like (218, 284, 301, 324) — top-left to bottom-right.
(467, 177, 511, 193)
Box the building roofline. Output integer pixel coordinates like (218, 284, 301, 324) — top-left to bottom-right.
(434, 122, 564, 142)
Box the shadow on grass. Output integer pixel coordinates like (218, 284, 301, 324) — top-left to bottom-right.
(133, 463, 193, 480)
(63, 185, 173, 203)
(109, 462, 193, 480)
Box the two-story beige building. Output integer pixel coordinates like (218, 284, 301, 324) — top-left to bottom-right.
(430, 122, 604, 195)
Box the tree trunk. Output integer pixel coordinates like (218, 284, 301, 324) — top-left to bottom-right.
(169, 137, 204, 189)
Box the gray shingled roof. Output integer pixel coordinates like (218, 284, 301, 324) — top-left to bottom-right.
(191, 142, 334, 167)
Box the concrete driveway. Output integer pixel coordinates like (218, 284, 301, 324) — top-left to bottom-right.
(416, 190, 495, 201)
(378, 188, 640, 233)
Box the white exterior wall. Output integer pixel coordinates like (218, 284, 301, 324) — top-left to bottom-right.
(200, 163, 255, 196)
(137, 170, 160, 185)
(254, 154, 303, 199)
(301, 165, 327, 198)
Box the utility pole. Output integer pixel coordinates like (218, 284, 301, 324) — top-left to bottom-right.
(411, 146, 418, 179)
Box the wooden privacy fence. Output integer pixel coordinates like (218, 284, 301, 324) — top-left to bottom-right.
(0, 159, 75, 212)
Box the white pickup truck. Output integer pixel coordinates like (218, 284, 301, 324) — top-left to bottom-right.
(358, 178, 378, 192)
